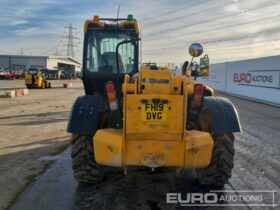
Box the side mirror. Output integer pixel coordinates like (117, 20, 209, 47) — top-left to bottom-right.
(189, 43, 203, 57)
(183, 43, 209, 78)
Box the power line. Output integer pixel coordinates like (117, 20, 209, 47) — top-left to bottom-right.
(140, 0, 210, 22)
(143, 27, 280, 53)
(149, 14, 279, 42)
(62, 24, 79, 58)
(142, 0, 249, 27)
(37, 39, 63, 55)
(143, 0, 279, 37)
(144, 11, 243, 37)
(207, 41, 280, 54)
(142, 13, 280, 50)
(142, 31, 280, 55)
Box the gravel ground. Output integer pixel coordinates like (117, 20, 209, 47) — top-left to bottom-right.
(0, 79, 84, 210)
(8, 91, 280, 210)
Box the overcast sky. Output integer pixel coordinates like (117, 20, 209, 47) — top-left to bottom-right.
(0, 0, 280, 64)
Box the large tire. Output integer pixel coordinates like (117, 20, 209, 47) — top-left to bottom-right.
(71, 134, 103, 184)
(196, 133, 234, 187)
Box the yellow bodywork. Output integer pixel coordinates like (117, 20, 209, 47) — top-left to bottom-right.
(93, 68, 214, 170)
(94, 129, 212, 168)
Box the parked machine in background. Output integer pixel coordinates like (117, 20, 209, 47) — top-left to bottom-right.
(0, 69, 25, 80)
(25, 68, 51, 89)
(0, 69, 9, 80)
(67, 15, 241, 187)
(142, 63, 170, 71)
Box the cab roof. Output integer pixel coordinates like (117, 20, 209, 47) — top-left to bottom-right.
(84, 16, 141, 34)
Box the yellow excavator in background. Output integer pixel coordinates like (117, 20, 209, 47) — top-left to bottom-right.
(67, 15, 241, 187)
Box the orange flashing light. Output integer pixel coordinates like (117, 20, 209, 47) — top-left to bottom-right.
(93, 15, 100, 21)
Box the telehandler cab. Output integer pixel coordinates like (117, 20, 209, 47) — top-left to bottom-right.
(67, 15, 241, 187)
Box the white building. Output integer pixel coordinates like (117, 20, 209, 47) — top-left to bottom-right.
(0, 54, 81, 73)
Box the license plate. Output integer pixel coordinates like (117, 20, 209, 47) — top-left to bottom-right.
(141, 103, 167, 121)
(26, 79, 32, 83)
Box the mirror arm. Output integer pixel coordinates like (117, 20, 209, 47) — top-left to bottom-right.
(188, 57, 194, 70)
(194, 64, 198, 80)
(182, 60, 189, 75)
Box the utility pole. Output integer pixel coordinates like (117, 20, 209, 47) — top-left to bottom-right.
(62, 24, 79, 58)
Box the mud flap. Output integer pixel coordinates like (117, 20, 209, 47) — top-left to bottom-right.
(67, 95, 102, 134)
(201, 96, 242, 133)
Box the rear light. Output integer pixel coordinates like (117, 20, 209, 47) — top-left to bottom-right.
(195, 84, 204, 94)
(193, 94, 202, 103)
(193, 84, 204, 104)
(106, 82, 115, 92)
(107, 92, 116, 101)
(106, 81, 118, 111)
(108, 100, 118, 111)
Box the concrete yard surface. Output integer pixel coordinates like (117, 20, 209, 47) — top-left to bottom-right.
(0, 80, 83, 210)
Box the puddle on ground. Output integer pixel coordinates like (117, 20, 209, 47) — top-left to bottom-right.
(38, 155, 60, 161)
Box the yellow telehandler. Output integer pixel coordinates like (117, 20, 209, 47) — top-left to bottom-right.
(25, 68, 51, 89)
(67, 15, 241, 187)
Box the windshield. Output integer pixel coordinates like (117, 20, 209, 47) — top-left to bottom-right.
(85, 31, 138, 74)
(28, 69, 38, 74)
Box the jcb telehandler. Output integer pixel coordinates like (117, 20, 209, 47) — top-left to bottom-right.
(67, 15, 241, 187)
(25, 68, 51, 89)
